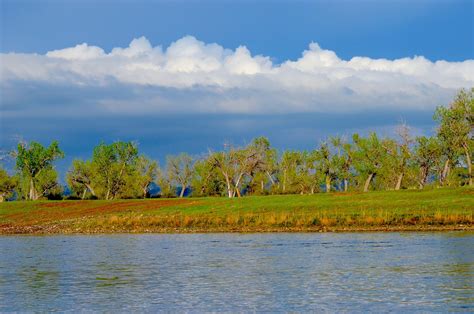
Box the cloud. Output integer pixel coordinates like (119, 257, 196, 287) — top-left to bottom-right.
(1, 35, 473, 116)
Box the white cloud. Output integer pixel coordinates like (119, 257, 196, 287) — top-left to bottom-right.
(1, 35, 473, 114)
(46, 43, 105, 60)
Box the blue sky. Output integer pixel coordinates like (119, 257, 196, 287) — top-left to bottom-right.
(2, 0, 473, 61)
(1, 0, 473, 175)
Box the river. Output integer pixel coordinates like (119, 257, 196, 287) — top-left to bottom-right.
(0, 232, 473, 311)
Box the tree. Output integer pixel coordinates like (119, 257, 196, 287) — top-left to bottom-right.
(210, 143, 265, 198)
(0, 167, 17, 202)
(414, 136, 442, 189)
(295, 151, 318, 194)
(382, 124, 413, 190)
(15, 141, 64, 200)
(330, 136, 353, 192)
(91, 141, 138, 199)
(314, 142, 338, 192)
(67, 160, 96, 199)
(191, 157, 223, 197)
(278, 150, 301, 194)
(167, 153, 193, 198)
(135, 155, 158, 198)
(249, 137, 278, 192)
(435, 88, 474, 186)
(352, 133, 387, 192)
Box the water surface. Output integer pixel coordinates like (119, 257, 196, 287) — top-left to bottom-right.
(0, 232, 473, 311)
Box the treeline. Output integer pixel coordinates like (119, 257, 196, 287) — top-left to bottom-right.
(0, 88, 472, 201)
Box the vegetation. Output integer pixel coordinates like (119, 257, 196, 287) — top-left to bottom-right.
(0, 188, 472, 234)
(0, 89, 472, 202)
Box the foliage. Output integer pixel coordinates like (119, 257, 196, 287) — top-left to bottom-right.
(0, 167, 17, 202)
(14, 141, 64, 200)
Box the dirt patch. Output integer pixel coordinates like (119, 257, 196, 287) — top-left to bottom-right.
(3, 199, 197, 226)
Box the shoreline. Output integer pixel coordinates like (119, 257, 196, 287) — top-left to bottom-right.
(1, 224, 473, 235)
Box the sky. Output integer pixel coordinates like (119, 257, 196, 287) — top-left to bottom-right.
(1, 0, 473, 175)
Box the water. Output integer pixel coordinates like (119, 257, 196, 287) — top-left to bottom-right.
(0, 232, 473, 312)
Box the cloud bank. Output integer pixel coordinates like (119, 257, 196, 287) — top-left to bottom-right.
(1, 36, 473, 116)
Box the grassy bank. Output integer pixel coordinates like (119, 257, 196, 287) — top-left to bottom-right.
(0, 188, 473, 234)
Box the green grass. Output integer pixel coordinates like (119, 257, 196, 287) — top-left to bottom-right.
(0, 187, 473, 234)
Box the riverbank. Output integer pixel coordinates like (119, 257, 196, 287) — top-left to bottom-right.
(1, 188, 473, 234)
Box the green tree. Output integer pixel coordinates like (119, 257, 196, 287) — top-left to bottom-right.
(91, 141, 138, 199)
(382, 124, 413, 190)
(246, 137, 278, 195)
(330, 136, 353, 192)
(414, 136, 442, 189)
(210, 143, 265, 198)
(278, 150, 301, 194)
(167, 153, 193, 197)
(67, 160, 96, 199)
(435, 88, 473, 186)
(352, 133, 386, 192)
(135, 155, 158, 198)
(15, 141, 64, 200)
(0, 167, 17, 202)
(191, 158, 223, 197)
(314, 142, 338, 192)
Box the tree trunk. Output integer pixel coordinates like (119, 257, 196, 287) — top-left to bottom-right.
(395, 173, 403, 190)
(234, 173, 244, 198)
(224, 174, 233, 198)
(363, 173, 374, 192)
(85, 183, 96, 197)
(29, 178, 37, 200)
(343, 179, 348, 192)
(464, 143, 472, 186)
(419, 167, 428, 189)
(266, 171, 275, 186)
(179, 185, 186, 198)
(440, 159, 450, 186)
(325, 175, 331, 193)
(282, 170, 287, 193)
(261, 180, 264, 193)
(81, 188, 87, 200)
(106, 189, 111, 200)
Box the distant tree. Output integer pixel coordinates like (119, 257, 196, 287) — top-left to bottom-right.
(167, 153, 193, 198)
(414, 136, 442, 189)
(382, 123, 413, 190)
(135, 155, 158, 198)
(14, 141, 64, 200)
(67, 160, 96, 199)
(435, 88, 473, 186)
(278, 150, 302, 194)
(91, 141, 138, 199)
(295, 151, 318, 194)
(210, 143, 265, 198)
(191, 158, 223, 197)
(246, 137, 278, 194)
(314, 142, 338, 192)
(352, 133, 387, 192)
(0, 167, 17, 202)
(330, 136, 353, 192)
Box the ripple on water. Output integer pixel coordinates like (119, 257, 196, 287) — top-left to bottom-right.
(0, 232, 472, 312)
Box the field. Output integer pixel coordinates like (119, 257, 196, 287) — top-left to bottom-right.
(0, 187, 473, 234)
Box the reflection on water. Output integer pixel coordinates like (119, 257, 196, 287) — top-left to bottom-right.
(0, 232, 473, 311)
